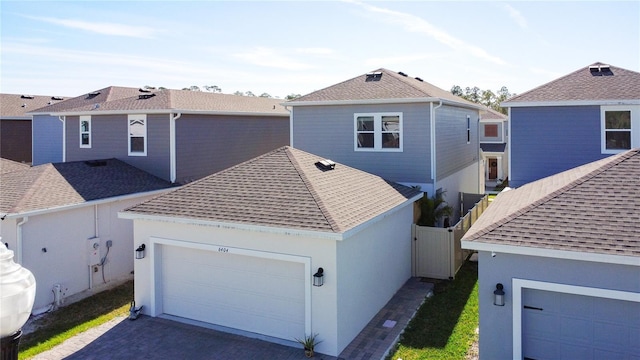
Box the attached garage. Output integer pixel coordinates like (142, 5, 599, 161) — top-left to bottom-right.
(160, 243, 306, 341)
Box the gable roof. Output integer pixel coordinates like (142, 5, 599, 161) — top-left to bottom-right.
(30, 87, 288, 116)
(0, 94, 68, 119)
(463, 149, 640, 262)
(286, 68, 480, 109)
(480, 107, 507, 121)
(502, 62, 640, 107)
(1, 159, 174, 216)
(0, 158, 30, 174)
(122, 146, 422, 237)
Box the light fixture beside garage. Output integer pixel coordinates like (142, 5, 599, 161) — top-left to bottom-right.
(493, 283, 505, 306)
(135, 244, 146, 259)
(313, 268, 324, 287)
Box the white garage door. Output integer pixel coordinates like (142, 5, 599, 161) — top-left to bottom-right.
(522, 288, 640, 360)
(161, 245, 306, 341)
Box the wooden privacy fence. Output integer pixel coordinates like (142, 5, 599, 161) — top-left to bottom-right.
(412, 194, 489, 279)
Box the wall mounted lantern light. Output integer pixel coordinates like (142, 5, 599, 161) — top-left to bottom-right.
(313, 267, 324, 287)
(493, 283, 505, 306)
(135, 244, 146, 260)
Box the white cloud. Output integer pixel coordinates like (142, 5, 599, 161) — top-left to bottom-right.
(233, 47, 315, 70)
(503, 4, 527, 29)
(25, 16, 160, 39)
(350, 1, 507, 66)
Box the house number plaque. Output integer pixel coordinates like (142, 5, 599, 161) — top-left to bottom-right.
(218, 247, 229, 253)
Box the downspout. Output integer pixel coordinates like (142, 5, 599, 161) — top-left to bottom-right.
(17, 216, 28, 264)
(430, 100, 443, 188)
(507, 107, 512, 183)
(58, 116, 66, 162)
(169, 113, 182, 183)
(94, 204, 99, 238)
(286, 106, 293, 148)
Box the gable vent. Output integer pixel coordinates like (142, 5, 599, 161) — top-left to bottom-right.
(365, 71, 383, 82)
(20, 95, 34, 99)
(316, 159, 336, 170)
(139, 93, 156, 100)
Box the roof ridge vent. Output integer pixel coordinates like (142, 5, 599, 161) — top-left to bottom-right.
(20, 95, 34, 99)
(398, 71, 408, 77)
(589, 64, 613, 76)
(51, 96, 64, 101)
(415, 77, 423, 82)
(139, 93, 156, 100)
(87, 91, 101, 99)
(139, 88, 152, 93)
(316, 159, 336, 170)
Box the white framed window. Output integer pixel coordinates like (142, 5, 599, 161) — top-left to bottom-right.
(354, 112, 402, 152)
(128, 114, 147, 156)
(79, 116, 91, 148)
(467, 115, 471, 144)
(601, 105, 638, 154)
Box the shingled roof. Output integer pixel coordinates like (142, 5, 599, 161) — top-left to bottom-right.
(286, 68, 479, 108)
(30, 87, 288, 116)
(123, 146, 422, 235)
(480, 107, 507, 121)
(0, 93, 68, 118)
(463, 149, 640, 259)
(1, 159, 174, 216)
(503, 62, 640, 106)
(0, 158, 30, 174)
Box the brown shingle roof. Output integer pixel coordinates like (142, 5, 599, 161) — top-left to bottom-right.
(480, 107, 507, 120)
(124, 146, 421, 233)
(0, 159, 174, 215)
(0, 158, 30, 174)
(503, 62, 640, 105)
(287, 68, 478, 107)
(463, 149, 640, 258)
(1, 94, 68, 118)
(30, 87, 288, 115)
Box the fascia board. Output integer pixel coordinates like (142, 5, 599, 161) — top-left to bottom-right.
(284, 98, 482, 110)
(502, 99, 640, 108)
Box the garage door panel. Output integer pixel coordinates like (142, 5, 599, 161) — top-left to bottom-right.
(160, 245, 305, 340)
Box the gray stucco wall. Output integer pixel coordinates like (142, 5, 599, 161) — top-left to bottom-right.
(435, 105, 480, 180)
(175, 114, 289, 183)
(510, 106, 608, 187)
(65, 114, 171, 180)
(476, 251, 640, 359)
(291, 104, 432, 184)
(32, 115, 63, 165)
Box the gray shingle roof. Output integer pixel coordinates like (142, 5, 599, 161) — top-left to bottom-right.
(1, 159, 174, 215)
(1, 93, 68, 118)
(503, 62, 640, 105)
(124, 146, 422, 233)
(30, 87, 288, 115)
(463, 149, 640, 258)
(480, 143, 506, 153)
(287, 68, 478, 107)
(480, 107, 507, 120)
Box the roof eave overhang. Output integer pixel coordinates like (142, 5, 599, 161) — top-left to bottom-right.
(502, 99, 640, 108)
(0, 116, 31, 120)
(461, 240, 640, 266)
(30, 109, 289, 117)
(285, 97, 482, 110)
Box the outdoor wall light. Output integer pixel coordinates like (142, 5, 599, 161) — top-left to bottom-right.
(135, 244, 146, 260)
(313, 267, 324, 287)
(493, 283, 505, 306)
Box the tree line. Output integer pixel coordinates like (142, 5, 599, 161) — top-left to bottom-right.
(450, 85, 515, 115)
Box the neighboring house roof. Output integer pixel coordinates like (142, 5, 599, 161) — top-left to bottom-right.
(0, 158, 30, 174)
(0, 93, 68, 119)
(480, 107, 507, 120)
(463, 148, 640, 261)
(30, 87, 288, 116)
(480, 144, 507, 153)
(286, 68, 480, 109)
(502, 62, 640, 106)
(1, 159, 174, 216)
(123, 146, 422, 235)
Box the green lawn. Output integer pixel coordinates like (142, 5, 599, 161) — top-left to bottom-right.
(389, 260, 479, 360)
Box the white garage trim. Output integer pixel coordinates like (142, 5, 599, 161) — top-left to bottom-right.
(512, 278, 640, 359)
(148, 236, 312, 335)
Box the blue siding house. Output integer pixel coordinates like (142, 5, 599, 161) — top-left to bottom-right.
(31, 87, 290, 183)
(286, 69, 483, 220)
(502, 62, 640, 187)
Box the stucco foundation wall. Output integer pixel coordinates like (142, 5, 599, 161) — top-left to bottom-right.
(477, 251, 640, 360)
(335, 204, 414, 353)
(131, 220, 342, 356)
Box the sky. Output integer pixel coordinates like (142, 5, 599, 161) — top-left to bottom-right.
(1, 1, 639, 99)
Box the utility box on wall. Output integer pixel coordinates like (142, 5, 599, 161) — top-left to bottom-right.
(87, 238, 100, 266)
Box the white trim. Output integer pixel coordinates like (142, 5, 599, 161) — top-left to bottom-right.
(600, 105, 639, 154)
(148, 236, 313, 335)
(289, 107, 294, 148)
(59, 116, 66, 162)
(354, 112, 403, 152)
(79, 115, 91, 148)
(430, 101, 443, 181)
(284, 97, 483, 110)
(169, 113, 181, 183)
(507, 108, 512, 182)
(128, 114, 147, 156)
(502, 99, 640, 108)
(460, 241, 640, 266)
(512, 278, 640, 359)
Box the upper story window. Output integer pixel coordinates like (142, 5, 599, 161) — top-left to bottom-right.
(484, 124, 498, 138)
(354, 113, 402, 152)
(79, 116, 91, 148)
(466, 115, 471, 144)
(601, 106, 638, 154)
(128, 114, 147, 156)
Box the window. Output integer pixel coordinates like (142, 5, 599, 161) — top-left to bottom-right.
(601, 106, 637, 154)
(354, 113, 402, 151)
(484, 124, 498, 138)
(467, 115, 471, 144)
(128, 114, 147, 156)
(79, 116, 91, 148)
